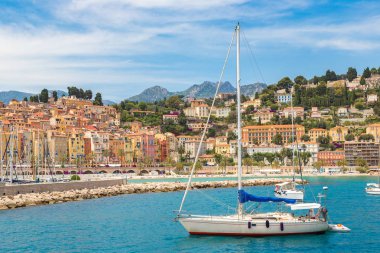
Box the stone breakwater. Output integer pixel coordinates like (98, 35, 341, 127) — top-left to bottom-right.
(0, 178, 298, 210)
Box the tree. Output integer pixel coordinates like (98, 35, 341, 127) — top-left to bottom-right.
(138, 102, 147, 110)
(277, 77, 293, 91)
(245, 105, 255, 114)
(345, 134, 355, 141)
(175, 162, 184, 172)
(178, 145, 185, 162)
(52, 91, 58, 101)
(243, 157, 253, 174)
(358, 134, 374, 141)
(313, 160, 324, 171)
(272, 133, 283, 145)
(360, 76, 366, 86)
(102, 149, 110, 164)
(355, 157, 367, 168)
(294, 75, 307, 85)
(252, 152, 265, 162)
(375, 102, 380, 116)
(23, 97, 28, 102)
(346, 67, 357, 82)
(325, 69, 337, 81)
(84, 90, 93, 100)
(165, 96, 182, 109)
(301, 134, 310, 142)
(371, 68, 378, 75)
(29, 95, 39, 102)
(264, 153, 275, 167)
(300, 151, 311, 166)
(355, 101, 365, 110)
(363, 67, 371, 78)
(227, 131, 237, 142)
(312, 76, 319, 84)
(93, 93, 103, 106)
(195, 161, 203, 172)
(39, 88, 49, 103)
(337, 159, 348, 172)
(207, 128, 216, 138)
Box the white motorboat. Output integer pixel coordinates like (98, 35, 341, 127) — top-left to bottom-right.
(366, 167, 380, 195)
(274, 182, 304, 201)
(366, 183, 380, 195)
(176, 24, 332, 237)
(273, 84, 305, 201)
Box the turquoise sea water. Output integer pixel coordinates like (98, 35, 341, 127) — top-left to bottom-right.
(0, 176, 379, 252)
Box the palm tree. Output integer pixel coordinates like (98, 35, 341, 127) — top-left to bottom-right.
(102, 149, 110, 165)
(337, 159, 348, 173)
(178, 145, 185, 162)
(117, 149, 124, 166)
(243, 157, 253, 174)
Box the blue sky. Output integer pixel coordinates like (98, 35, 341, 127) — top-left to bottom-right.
(0, 0, 379, 101)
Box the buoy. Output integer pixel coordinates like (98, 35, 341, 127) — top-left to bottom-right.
(248, 221, 251, 229)
(266, 220, 270, 228)
(280, 222, 284, 231)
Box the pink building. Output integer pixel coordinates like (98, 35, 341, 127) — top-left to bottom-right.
(141, 132, 156, 162)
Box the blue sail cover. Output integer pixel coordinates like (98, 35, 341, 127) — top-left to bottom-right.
(238, 190, 296, 204)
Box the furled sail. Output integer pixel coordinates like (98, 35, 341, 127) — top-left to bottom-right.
(238, 190, 296, 204)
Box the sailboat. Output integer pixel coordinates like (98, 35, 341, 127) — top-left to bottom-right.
(366, 169, 380, 195)
(176, 24, 330, 236)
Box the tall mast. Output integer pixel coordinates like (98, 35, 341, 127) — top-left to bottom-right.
(9, 126, 14, 183)
(290, 90, 296, 182)
(236, 23, 243, 218)
(0, 123, 3, 181)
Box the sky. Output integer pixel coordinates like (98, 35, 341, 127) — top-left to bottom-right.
(0, 0, 380, 102)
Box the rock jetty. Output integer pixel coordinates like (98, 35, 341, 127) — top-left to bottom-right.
(0, 178, 298, 210)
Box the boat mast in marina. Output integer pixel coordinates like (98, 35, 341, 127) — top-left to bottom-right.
(236, 23, 243, 219)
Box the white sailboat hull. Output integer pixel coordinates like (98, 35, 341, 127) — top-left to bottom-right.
(179, 214, 329, 236)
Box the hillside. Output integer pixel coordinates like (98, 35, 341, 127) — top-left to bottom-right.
(128, 86, 173, 103)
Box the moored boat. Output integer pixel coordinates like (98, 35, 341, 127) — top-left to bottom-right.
(175, 23, 335, 237)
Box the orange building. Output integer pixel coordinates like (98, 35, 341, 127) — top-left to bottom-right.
(308, 128, 328, 142)
(317, 151, 345, 166)
(242, 124, 305, 145)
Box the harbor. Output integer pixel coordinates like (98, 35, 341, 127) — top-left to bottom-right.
(0, 176, 377, 252)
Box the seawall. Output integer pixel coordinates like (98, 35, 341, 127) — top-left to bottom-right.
(0, 178, 298, 210)
(0, 179, 127, 196)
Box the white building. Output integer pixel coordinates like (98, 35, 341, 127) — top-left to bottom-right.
(211, 107, 231, 118)
(367, 94, 378, 103)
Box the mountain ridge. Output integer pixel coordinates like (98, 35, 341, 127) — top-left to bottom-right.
(128, 81, 266, 102)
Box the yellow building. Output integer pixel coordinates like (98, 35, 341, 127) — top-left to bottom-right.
(308, 128, 328, 142)
(68, 130, 85, 163)
(47, 130, 68, 165)
(215, 143, 230, 155)
(366, 123, 380, 142)
(329, 126, 348, 142)
(125, 133, 143, 164)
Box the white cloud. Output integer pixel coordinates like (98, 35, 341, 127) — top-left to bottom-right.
(0, 0, 380, 100)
